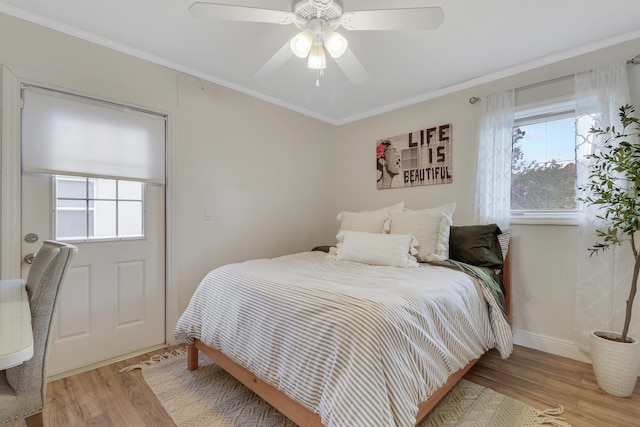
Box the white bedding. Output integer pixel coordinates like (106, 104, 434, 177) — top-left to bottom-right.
(174, 251, 513, 427)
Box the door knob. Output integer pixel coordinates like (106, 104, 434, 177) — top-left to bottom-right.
(24, 253, 36, 264)
(24, 233, 39, 243)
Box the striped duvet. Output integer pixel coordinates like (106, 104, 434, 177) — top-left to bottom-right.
(174, 251, 513, 427)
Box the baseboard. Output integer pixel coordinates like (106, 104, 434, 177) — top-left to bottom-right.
(46, 343, 168, 382)
(512, 329, 591, 364)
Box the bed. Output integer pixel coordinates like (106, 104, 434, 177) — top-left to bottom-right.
(174, 207, 513, 427)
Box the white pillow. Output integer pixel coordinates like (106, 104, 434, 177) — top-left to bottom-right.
(389, 210, 452, 262)
(372, 201, 405, 214)
(335, 230, 419, 268)
(336, 202, 405, 234)
(409, 202, 456, 218)
(337, 210, 390, 233)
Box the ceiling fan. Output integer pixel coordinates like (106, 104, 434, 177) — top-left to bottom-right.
(189, 0, 444, 86)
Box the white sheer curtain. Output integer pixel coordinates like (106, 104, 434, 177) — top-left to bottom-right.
(574, 62, 636, 351)
(473, 90, 515, 230)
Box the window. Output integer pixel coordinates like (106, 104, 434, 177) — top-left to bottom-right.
(55, 176, 144, 241)
(511, 99, 577, 223)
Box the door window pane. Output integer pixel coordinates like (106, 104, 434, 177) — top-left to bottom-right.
(57, 177, 86, 199)
(93, 178, 117, 199)
(118, 180, 143, 200)
(91, 201, 117, 238)
(57, 209, 87, 240)
(119, 201, 143, 236)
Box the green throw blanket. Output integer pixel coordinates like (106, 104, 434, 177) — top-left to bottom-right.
(427, 259, 507, 320)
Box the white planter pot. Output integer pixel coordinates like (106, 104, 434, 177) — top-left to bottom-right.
(590, 330, 640, 397)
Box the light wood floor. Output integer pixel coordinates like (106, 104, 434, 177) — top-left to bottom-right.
(466, 345, 640, 427)
(30, 344, 639, 426)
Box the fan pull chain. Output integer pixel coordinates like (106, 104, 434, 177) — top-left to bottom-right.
(315, 69, 324, 87)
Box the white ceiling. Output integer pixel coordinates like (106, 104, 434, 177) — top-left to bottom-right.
(2, 0, 640, 124)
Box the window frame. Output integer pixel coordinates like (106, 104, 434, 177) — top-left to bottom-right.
(510, 96, 579, 226)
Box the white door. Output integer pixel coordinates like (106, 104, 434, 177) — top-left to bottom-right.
(21, 174, 165, 377)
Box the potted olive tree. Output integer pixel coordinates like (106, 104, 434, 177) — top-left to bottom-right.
(580, 104, 640, 397)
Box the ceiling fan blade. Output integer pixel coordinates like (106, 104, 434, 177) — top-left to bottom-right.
(334, 48, 369, 85)
(255, 41, 294, 79)
(341, 7, 444, 31)
(189, 2, 295, 25)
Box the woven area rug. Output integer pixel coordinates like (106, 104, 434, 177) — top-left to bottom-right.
(122, 348, 570, 427)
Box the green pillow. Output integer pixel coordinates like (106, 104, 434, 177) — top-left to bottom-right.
(449, 224, 504, 268)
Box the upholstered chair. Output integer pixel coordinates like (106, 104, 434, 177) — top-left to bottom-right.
(0, 241, 78, 426)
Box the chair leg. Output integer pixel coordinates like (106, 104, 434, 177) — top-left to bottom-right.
(25, 412, 44, 427)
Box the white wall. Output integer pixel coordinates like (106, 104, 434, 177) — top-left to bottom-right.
(0, 12, 337, 337)
(174, 78, 338, 307)
(334, 37, 640, 363)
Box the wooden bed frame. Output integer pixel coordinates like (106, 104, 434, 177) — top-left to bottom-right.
(187, 247, 512, 427)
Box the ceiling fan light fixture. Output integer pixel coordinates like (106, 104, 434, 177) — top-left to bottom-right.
(307, 44, 326, 70)
(324, 31, 348, 58)
(290, 30, 313, 58)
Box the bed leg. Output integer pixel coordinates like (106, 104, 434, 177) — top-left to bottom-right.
(188, 342, 199, 371)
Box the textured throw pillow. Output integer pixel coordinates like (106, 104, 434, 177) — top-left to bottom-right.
(337, 210, 390, 233)
(497, 227, 511, 261)
(449, 224, 504, 268)
(336, 202, 404, 234)
(373, 201, 405, 214)
(389, 210, 452, 262)
(416, 202, 457, 218)
(335, 230, 419, 268)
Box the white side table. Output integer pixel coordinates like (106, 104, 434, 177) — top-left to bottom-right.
(0, 279, 33, 369)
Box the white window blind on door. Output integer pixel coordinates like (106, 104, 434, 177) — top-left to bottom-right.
(21, 86, 166, 183)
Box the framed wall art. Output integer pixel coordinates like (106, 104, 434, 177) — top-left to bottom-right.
(376, 124, 452, 190)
